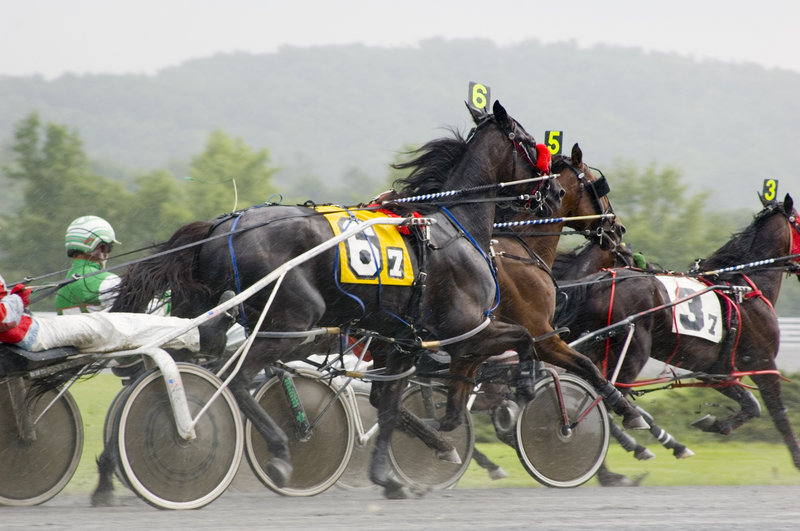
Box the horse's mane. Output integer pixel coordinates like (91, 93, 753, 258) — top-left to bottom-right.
(552, 244, 592, 278)
(550, 154, 573, 173)
(552, 270, 608, 330)
(697, 203, 782, 271)
(382, 129, 469, 213)
(112, 220, 215, 312)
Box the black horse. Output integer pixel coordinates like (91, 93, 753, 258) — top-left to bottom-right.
(98, 100, 560, 501)
(554, 193, 800, 474)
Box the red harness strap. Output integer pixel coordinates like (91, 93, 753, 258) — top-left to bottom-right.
(695, 277, 744, 372)
(367, 205, 421, 235)
(741, 273, 774, 311)
(602, 269, 618, 379)
(662, 279, 683, 367)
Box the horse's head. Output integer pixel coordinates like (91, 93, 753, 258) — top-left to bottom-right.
(762, 193, 800, 280)
(480, 100, 563, 221)
(551, 143, 625, 251)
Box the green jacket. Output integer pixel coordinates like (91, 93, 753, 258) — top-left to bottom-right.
(55, 259, 120, 314)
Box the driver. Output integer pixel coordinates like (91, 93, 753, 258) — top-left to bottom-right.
(55, 215, 122, 314)
(1, 272, 233, 356)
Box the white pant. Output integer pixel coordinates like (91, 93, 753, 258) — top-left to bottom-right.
(20, 313, 200, 353)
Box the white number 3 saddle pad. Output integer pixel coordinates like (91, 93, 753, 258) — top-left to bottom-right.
(654, 275, 723, 343)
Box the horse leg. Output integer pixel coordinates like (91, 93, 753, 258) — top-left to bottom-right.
(691, 384, 761, 435)
(441, 356, 484, 432)
(608, 414, 655, 461)
(229, 378, 293, 487)
(472, 447, 508, 480)
(751, 373, 800, 469)
(596, 460, 648, 487)
(634, 405, 694, 459)
(396, 404, 462, 463)
(536, 336, 647, 430)
(369, 354, 418, 499)
(90, 443, 118, 507)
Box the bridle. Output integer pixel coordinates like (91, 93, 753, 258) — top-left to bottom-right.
(469, 114, 558, 219)
(553, 156, 621, 249)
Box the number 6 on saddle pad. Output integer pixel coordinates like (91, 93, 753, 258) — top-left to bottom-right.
(316, 206, 415, 286)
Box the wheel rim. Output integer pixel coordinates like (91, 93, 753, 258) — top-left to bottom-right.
(245, 369, 354, 496)
(516, 374, 609, 488)
(390, 385, 474, 490)
(336, 390, 377, 490)
(0, 382, 83, 506)
(117, 364, 242, 510)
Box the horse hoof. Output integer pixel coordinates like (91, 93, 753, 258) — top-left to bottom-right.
(598, 473, 633, 487)
(634, 447, 656, 461)
(266, 457, 292, 488)
(436, 448, 462, 464)
(675, 447, 695, 459)
(691, 414, 717, 432)
(384, 485, 414, 499)
(623, 415, 649, 430)
(488, 466, 508, 480)
(599, 471, 647, 487)
(90, 490, 117, 507)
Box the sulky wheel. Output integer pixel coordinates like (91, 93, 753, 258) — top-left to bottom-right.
(0, 378, 83, 506)
(389, 384, 474, 490)
(515, 373, 609, 488)
(336, 388, 378, 490)
(245, 368, 355, 496)
(115, 363, 242, 510)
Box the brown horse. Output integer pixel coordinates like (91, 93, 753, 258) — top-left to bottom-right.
(554, 193, 800, 473)
(489, 143, 647, 431)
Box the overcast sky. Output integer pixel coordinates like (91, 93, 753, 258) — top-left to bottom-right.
(2, 0, 799, 79)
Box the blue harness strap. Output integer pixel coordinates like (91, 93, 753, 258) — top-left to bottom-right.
(439, 205, 500, 314)
(227, 213, 247, 330)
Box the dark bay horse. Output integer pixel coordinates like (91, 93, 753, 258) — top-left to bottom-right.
(553, 240, 694, 486)
(101, 100, 557, 500)
(553, 194, 800, 473)
(488, 143, 647, 431)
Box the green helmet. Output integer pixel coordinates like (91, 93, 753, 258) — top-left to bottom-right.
(64, 215, 120, 254)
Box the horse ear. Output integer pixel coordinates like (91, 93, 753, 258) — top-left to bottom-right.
(571, 143, 582, 165)
(492, 100, 510, 129)
(465, 101, 487, 124)
(784, 193, 793, 214)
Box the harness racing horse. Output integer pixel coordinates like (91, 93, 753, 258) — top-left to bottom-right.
(463, 143, 649, 485)
(100, 100, 558, 500)
(488, 143, 647, 431)
(553, 193, 800, 473)
(553, 241, 694, 486)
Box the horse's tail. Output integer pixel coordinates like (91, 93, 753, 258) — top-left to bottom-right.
(30, 359, 109, 400)
(112, 221, 215, 313)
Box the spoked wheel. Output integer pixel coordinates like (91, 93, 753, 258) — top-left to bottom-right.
(0, 378, 83, 506)
(115, 363, 243, 510)
(515, 373, 609, 488)
(245, 369, 355, 496)
(336, 388, 377, 490)
(389, 384, 474, 490)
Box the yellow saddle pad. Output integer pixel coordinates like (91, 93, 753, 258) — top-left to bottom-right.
(316, 205, 415, 286)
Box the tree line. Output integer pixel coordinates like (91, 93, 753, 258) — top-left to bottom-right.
(3, 112, 799, 314)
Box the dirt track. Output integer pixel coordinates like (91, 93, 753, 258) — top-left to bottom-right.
(4, 484, 800, 530)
